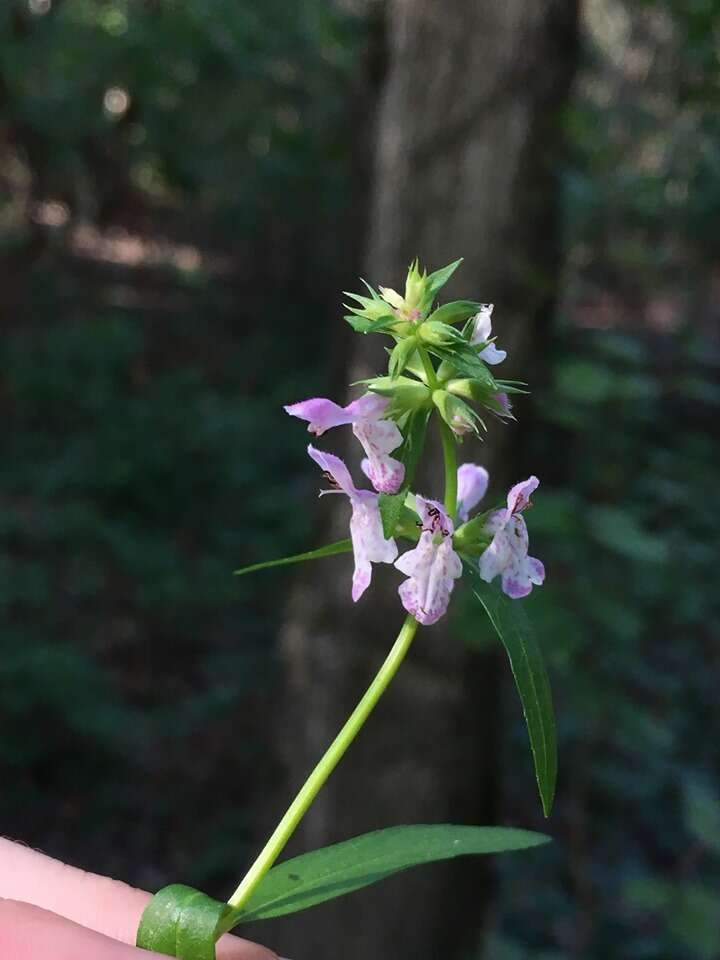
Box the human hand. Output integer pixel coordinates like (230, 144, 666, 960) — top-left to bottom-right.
(0, 837, 279, 959)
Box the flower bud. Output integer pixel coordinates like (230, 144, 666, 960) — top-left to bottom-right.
(432, 389, 479, 437)
(418, 321, 464, 347)
(388, 335, 419, 379)
(403, 259, 427, 311)
(367, 375, 431, 414)
(447, 378, 514, 420)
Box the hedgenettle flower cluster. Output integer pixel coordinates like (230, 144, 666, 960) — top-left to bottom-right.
(285, 259, 545, 625)
(136, 260, 557, 949)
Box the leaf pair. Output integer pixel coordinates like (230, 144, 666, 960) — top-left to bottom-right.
(137, 824, 549, 958)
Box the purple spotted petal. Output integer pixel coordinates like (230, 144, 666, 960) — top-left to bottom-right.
(506, 476, 539, 520)
(355, 419, 405, 494)
(349, 495, 398, 601)
(285, 393, 389, 436)
(478, 526, 513, 583)
(307, 444, 359, 498)
(346, 393, 390, 421)
(307, 444, 397, 602)
(395, 533, 462, 626)
(456, 463, 489, 522)
(501, 550, 545, 599)
(479, 500, 545, 599)
(415, 495, 453, 535)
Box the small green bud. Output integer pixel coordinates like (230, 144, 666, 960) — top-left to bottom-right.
(436, 359, 457, 383)
(447, 379, 514, 419)
(388, 335, 419, 380)
(447, 377, 494, 403)
(367, 375, 431, 414)
(432, 389, 480, 437)
(404, 259, 428, 311)
(419, 320, 464, 347)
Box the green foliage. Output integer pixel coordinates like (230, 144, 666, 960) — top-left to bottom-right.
(0, 0, 359, 238)
(233, 540, 352, 578)
(137, 884, 230, 960)
(466, 571, 557, 817)
(0, 313, 315, 885)
(231, 825, 549, 924)
(474, 325, 720, 959)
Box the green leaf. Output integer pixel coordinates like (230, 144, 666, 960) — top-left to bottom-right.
(426, 300, 481, 326)
(231, 824, 549, 923)
(344, 313, 398, 335)
(428, 343, 498, 385)
(465, 567, 557, 816)
(388, 336, 419, 379)
(426, 259, 463, 297)
(379, 491, 406, 540)
(136, 884, 230, 960)
(233, 540, 352, 577)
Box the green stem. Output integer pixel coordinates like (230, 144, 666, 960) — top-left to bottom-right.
(418, 345, 457, 519)
(418, 347, 439, 389)
(439, 419, 458, 520)
(225, 614, 420, 918)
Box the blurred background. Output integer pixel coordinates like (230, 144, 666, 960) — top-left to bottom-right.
(1, 1, 719, 958)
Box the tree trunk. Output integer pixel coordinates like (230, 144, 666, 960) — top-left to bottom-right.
(268, 3, 578, 958)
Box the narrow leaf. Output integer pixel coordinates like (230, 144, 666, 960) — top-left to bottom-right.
(231, 824, 549, 924)
(464, 566, 557, 816)
(428, 344, 497, 385)
(137, 884, 230, 960)
(426, 258, 463, 296)
(234, 540, 352, 577)
(344, 314, 397, 334)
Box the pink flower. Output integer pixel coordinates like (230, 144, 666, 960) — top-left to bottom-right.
(470, 304, 507, 365)
(307, 445, 398, 602)
(285, 394, 404, 494)
(394, 497, 462, 626)
(456, 463, 489, 522)
(479, 476, 545, 599)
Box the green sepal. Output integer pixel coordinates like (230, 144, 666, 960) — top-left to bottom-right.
(229, 824, 549, 924)
(464, 565, 557, 817)
(388, 336, 419, 379)
(426, 300, 482, 327)
(418, 320, 464, 347)
(432, 389, 484, 437)
(428, 342, 498, 382)
(403, 259, 428, 310)
(234, 540, 352, 577)
(364, 375, 431, 413)
(344, 313, 399, 335)
(136, 884, 230, 960)
(425, 258, 463, 298)
(436, 358, 458, 382)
